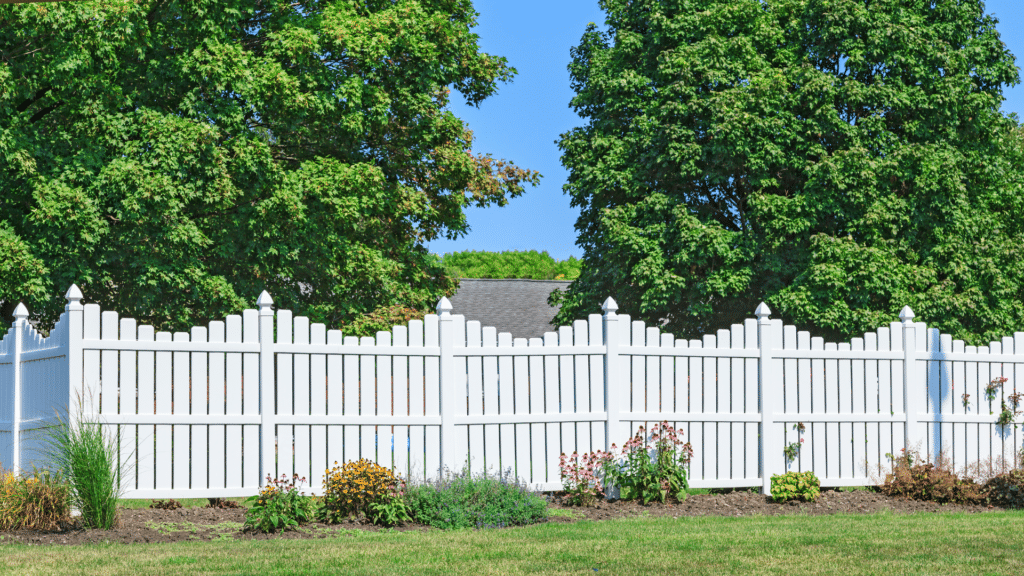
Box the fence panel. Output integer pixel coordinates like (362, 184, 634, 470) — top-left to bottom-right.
(7, 287, 1024, 498)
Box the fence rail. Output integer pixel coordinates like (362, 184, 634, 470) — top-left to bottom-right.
(2, 286, 1023, 498)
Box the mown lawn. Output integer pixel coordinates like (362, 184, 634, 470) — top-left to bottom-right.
(2, 509, 1023, 576)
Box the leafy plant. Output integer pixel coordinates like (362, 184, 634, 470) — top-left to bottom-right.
(962, 393, 972, 409)
(770, 471, 821, 503)
(0, 467, 73, 531)
(365, 493, 413, 528)
(996, 401, 1017, 427)
(784, 423, 806, 463)
(206, 498, 241, 510)
(601, 422, 694, 504)
(879, 451, 985, 505)
(150, 499, 182, 510)
(986, 377, 1008, 402)
(404, 466, 547, 530)
(43, 401, 132, 529)
(320, 459, 407, 525)
(983, 469, 1024, 508)
(558, 450, 613, 506)
(783, 440, 804, 463)
(243, 474, 317, 533)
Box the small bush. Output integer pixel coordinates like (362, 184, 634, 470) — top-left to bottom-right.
(244, 474, 318, 533)
(879, 455, 985, 505)
(405, 467, 547, 530)
(984, 470, 1024, 508)
(150, 499, 182, 510)
(0, 468, 73, 531)
(320, 459, 409, 526)
(770, 471, 821, 503)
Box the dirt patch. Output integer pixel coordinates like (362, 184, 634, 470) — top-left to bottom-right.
(0, 489, 1012, 546)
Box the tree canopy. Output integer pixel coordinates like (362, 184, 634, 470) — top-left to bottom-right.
(439, 250, 581, 280)
(0, 0, 539, 334)
(552, 0, 1024, 345)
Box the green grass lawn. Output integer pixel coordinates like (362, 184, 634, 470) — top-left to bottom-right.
(2, 509, 1023, 576)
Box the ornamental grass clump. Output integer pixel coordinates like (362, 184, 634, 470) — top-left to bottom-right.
(44, 402, 132, 530)
(320, 459, 410, 526)
(405, 466, 547, 530)
(0, 468, 73, 531)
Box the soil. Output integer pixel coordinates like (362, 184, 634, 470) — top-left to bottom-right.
(0, 489, 1012, 547)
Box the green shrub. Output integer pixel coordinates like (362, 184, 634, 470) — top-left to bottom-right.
(770, 471, 821, 503)
(0, 467, 73, 531)
(320, 459, 410, 526)
(44, 405, 131, 529)
(983, 470, 1024, 508)
(244, 474, 318, 533)
(405, 467, 547, 530)
(879, 460, 985, 505)
(439, 250, 582, 280)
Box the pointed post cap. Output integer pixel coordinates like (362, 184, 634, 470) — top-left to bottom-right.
(65, 284, 83, 302)
(754, 302, 772, 319)
(65, 284, 83, 311)
(899, 306, 915, 323)
(256, 291, 274, 314)
(601, 297, 618, 315)
(436, 296, 452, 316)
(13, 303, 28, 321)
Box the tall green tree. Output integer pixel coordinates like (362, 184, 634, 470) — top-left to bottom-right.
(553, 0, 1024, 344)
(0, 0, 539, 333)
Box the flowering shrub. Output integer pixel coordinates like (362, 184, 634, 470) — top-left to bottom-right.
(558, 450, 613, 506)
(243, 473, 317, 533)
(601, 422, 694, 504)
(320, 459, 409, 526)
(0, 468, 73, 531)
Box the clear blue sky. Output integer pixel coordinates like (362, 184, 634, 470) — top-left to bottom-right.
(425, 0, 1024, 261)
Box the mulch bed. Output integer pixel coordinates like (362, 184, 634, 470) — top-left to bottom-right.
(0, 489, 1013, 546)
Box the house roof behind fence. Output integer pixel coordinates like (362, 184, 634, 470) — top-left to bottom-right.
(447, 278, 572, 340)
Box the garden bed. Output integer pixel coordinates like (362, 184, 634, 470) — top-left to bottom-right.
(0, 488, 1008, 547)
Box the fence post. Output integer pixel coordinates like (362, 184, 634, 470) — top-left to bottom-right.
(257, 291, 275, 489)
(10, 303, 27, 474)
(437, 297, 456, 476)
(64, 285, 84, 441)
(602, 298, 625, 458)
(900, 306, 922, 457)
(756, 302, 779, 495)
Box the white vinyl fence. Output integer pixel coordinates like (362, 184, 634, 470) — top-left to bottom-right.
(2, 286, 1023, 497)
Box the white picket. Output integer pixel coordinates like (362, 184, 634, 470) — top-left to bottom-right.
(482, 326, 500, 473)
(375, 330, 393, 473)
(137, 324, 155, 491)
(191, 326, 208, 491)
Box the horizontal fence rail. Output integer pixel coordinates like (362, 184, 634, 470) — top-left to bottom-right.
(1, 288, 1023, 497)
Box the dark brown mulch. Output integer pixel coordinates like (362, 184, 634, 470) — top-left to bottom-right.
(0, 489, 1014, 547)
(544, 488, 1006, 523)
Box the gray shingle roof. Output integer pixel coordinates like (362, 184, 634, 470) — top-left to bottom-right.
(447, 279, 572, 340)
